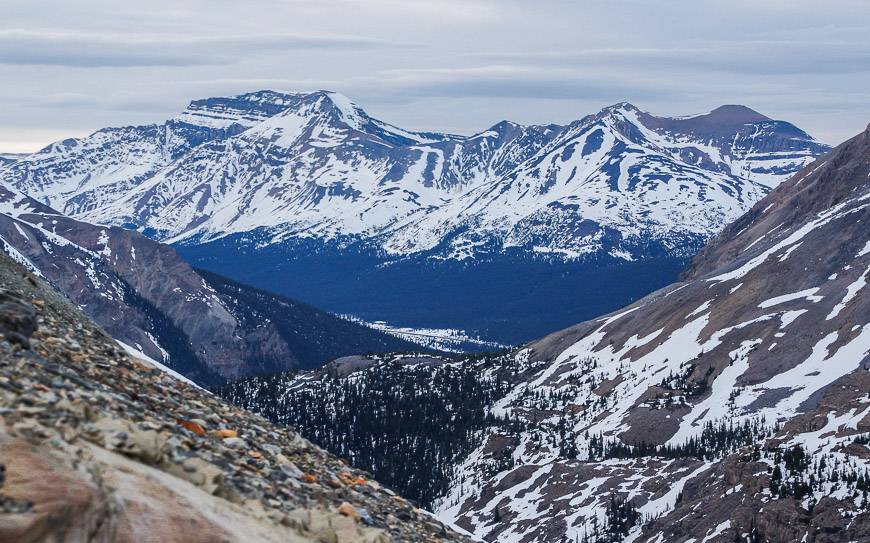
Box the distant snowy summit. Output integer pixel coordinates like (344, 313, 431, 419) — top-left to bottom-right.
(0, 90, 830, 262)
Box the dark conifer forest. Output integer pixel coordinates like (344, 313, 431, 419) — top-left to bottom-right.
(218, 353, 524, 507)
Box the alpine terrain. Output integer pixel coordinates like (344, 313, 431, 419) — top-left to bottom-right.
(0, 91, 830, 343)
(0, 181, 423, 385)
(220, 123, 870, 542)
(0, 247, 469, 542)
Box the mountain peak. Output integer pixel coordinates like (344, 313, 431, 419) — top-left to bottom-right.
(600, 101, 641, 115)
(228, 88, 300, 103)
(174, 90, 305, 130)
(484, 119, 522, 135)
(703, 104, 770, 124)
(171, 89, 375, 134)
(317, 91, 368, 129)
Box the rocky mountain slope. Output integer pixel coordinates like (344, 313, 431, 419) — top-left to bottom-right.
(0, 91, 830, 344)
(0, 182, 423, 384)
(220, 123, 870, 542)
(0, 248, 470, 542)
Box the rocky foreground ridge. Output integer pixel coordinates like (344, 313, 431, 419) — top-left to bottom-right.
(0, 250, 468, 542)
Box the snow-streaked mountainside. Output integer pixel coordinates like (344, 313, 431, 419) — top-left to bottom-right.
(0, 90, 831, 344)
(1, 90, 827, 261)
(0, 180, 426, 384)
(0, 153, 25, 166)
(220, 124, 870, 542)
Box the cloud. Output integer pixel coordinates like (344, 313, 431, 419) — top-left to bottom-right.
(332, 0, 500, 20)
(0, 127, 92, 153)
(0, 30, 413, 67)
(350, 65, 681, 102)
(478, 40, 870, 76)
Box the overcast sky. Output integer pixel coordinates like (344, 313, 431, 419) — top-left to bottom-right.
(1, 0, 869, 152)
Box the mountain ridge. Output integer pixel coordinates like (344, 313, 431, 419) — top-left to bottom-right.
(0, 90, 832, 343)
(0, 90, 827, 257)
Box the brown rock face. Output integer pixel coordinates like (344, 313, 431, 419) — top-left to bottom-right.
(0, 436, 111, 543)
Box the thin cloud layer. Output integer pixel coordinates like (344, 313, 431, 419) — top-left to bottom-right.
(0, 30, 410, 67)
(480, 40, 870, 76)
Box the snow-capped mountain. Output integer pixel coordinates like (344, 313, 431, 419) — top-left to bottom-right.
(0, 180, 425, 383)
(0, 91, 831, 344)
(221, 123, 870, 542)
(1, 90, 827, 259)
(430, 124, 870, 542)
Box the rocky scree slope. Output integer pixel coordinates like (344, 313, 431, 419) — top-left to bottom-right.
(0, 249, 470, 543)
(0, 181, 423, 384)
(221, 124, 870, 542)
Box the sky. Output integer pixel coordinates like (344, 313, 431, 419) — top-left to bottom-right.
(1, 0, 869, 152)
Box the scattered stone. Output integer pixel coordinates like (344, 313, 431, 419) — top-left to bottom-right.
(170, 457, 224, 494)
(177, 419, 206, 436)
(261, 443, 281, 456)
(338, 502, 360, 522)
(339, 473, 366, 486)
(87, 417, 165, 464)
(223, 437, 247, 449)
(0, 494, 33, 513)
(278, 461, 304, 479)
(0, 291, 37, 347)
(212, 428, 237, 439)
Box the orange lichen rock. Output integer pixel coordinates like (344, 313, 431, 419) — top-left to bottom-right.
(177, 419, 206, 436)
(339, 472, 367, 486)
(337, 502, 360, 522)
